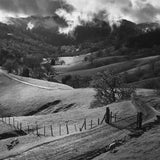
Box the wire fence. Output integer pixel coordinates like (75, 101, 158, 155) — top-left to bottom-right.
(0, 108, 142, 138)
(0, 115, 107, 137)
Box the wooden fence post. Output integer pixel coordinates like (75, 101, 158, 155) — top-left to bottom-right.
(36, 124, 39, 136)
(110, 112, 113, 123)
(114, 114, 117, 122)
(59, 124, 62, 136)
(84, 118, 87, 130)
(137, 112, 143, 129)
(20, 123, 22, 130)
(66, 122, 69, 135)
(50, 125, 53, 136)
(79, 119, 86, 131)
(74, 124, 77, 132)
(105, 107, 110, 124)
(13, 118, 15, 127)
(9, 117, 10, 125)
(90, 120, 93, 129)
(44, 125, 46, 136)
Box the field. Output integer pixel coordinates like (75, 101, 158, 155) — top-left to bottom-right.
(0, 87, 159, 160)
(1, 53, 160, 160)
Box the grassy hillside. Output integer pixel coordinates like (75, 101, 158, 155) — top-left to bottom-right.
(55, 56, 127, 73)
(56, 55, 160, 81)
(0, 69, 95, 117)
(130, 77, 160, 89)
(93, 125, 160, 160)
(0, 90, 158, 160)
(0, 125, 130, 160)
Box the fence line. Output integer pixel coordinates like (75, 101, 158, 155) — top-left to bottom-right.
(0, 108, 143, 139)
(0, 114, 107, 138)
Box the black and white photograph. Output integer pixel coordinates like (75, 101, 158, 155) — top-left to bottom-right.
(0, 0, 160, 159)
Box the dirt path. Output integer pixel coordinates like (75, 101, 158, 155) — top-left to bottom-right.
(131, 94, 160, 124)
(111, 115, 137, 130)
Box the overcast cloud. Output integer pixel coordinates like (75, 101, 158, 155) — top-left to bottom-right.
(0, 0, 160, 33)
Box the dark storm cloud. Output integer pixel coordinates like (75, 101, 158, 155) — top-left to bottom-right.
(0, 0, 72, 16)
(0, 0, 160, 25)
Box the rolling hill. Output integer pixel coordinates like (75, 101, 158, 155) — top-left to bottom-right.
(55, 54, 160, 89)
(0, 69, 95, 117)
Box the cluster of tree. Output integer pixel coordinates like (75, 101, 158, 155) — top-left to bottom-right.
(0, 47, 56, 81)
(0, 48, 23, 73)
(21, 55, 57, 81)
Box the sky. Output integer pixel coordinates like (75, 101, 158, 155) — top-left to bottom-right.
(0, 0, 160, 33)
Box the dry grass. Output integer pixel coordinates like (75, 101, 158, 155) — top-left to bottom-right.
(93, 125, 160, 160)
(0, 125, 130, 160)
(55, 56, 127, 73)
(130, 77, 160, 89)
(0, 70, 95, 116)
(57, 55, 159, 78)
(0, 87, 158, 160)
(0, 122, 14, 135)
(9, 73, 73, 90)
